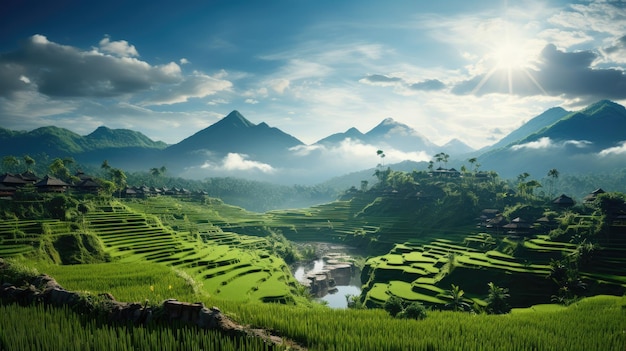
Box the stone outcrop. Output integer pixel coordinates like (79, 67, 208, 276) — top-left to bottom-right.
(302, 254, 356, 297)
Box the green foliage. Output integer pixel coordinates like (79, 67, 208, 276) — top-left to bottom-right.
(383, 295, 404, 317)
(485, 282, 511, 314)
(442, 284, 471, 312)
(398, 301, 428, 320)
(52, 233, 109, 265)
(48, 194, 78, 220)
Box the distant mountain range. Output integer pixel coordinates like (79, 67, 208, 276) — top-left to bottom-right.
(1, 100, 625, 185)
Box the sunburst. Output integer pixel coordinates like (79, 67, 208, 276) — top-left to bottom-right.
(471, 20, 546, 96)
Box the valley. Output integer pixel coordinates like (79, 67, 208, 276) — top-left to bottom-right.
(1, 161, 625, 350)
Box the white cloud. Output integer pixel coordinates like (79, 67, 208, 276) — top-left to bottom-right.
(511, 137, 554, 150)
(180, 58, 190, 65)
(564, 140, 593, 148)
(142, 71, 232, 105)
(599, 141, 626, 157)
(512, 137, 594, 151)
(244, 98, 259, 104)
(269, 79, 290, 94)
(289, 138, 430, 170)
(201, 153, 275, 173)
(98, 36, 139, 57)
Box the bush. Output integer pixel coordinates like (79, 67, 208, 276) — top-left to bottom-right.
(399, 302, 427, 320)
(383, 296, 404, 317)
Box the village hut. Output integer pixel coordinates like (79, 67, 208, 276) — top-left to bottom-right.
(34, 175, 69, 193)
(553, 194, 575, 208)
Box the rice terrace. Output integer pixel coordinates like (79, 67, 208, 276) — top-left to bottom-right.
(1, 158, 625, 350)
(2, 1, 626, 348)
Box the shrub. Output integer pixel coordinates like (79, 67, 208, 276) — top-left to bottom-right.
(399, 302, 427, 320)
(383, 296, 404, 317)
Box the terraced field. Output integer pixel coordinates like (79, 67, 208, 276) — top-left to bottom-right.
(0, 218, 73, 257)
(362, 226, 626, 308)
(78, 202, 300, 303)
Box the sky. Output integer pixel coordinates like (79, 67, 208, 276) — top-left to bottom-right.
(1, 0, 625, 150)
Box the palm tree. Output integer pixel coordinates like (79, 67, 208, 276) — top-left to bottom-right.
(376, 150, 386, 167)
(547, 168, 559, 199)
(485, 282, 511, 314)
(110, 168, 127, 198)
(442, 284, 470, 311)
(433, 152, 451, 168)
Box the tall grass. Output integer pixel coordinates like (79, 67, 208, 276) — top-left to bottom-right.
(0, 303, 280, 351)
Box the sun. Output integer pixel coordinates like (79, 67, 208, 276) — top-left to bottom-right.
(491, 39, 530, 71)
(470, 19, 546, 95)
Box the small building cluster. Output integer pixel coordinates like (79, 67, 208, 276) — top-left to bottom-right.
(476, 191, 609, 238)
(0, 171, 99, 199)
(122, 185, 207, 198)
(0, 171, 209, 200)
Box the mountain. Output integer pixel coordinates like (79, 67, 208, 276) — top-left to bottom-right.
(2, 102, 624, 186)
(86, 126, 168, 149)
(364, 118, 438, 152)
(315, 127, 366, 145)
(479, 106, 570, 153)
(515, 100, 626, 151)
(0, 126, 88, 156)
(313, 118, 464, 155)
(440, 138, 474, 156)
(165, 110, 304, 164)
(478, 100, 626, 178)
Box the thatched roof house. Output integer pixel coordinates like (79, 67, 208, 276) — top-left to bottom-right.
(553, 194, 575, 208)
(34, 175, 69, 192)
(584, 188, 606, 203)
(503, 217, 532, 235)
(0, 173, 31, 187)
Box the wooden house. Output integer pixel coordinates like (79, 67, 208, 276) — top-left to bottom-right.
(553, 194, 575, 208)
(34, 175, 69, 193)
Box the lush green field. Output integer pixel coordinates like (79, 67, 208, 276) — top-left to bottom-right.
(1, 295, 624, 351)
(0, 303, 281, 351)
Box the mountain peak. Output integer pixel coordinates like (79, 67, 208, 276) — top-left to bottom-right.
(218, 110, 256, 129)
(581, 99, 625, 116)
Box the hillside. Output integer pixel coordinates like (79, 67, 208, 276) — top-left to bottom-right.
(1, 168, 625, 350)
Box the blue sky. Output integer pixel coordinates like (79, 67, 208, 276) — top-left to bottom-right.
(1, 0, 625, 150)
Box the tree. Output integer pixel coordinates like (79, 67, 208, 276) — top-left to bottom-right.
(433, 152, 450, 169)
(547, 168, 560, 199)
(427, 161, 434, 172)
(110, 168, 127, 198)
(399, 302, 428, 320)
(101, 160, 111, 178)
(468, 157, 477, 172)
(150, 167, 161, 177)
(383, 296, 404, 317)
(2, 155, 20, 173)
(49, 158, 70, 181)
(442, 284, 470, 311)
(525, 180, 542, 197)
(23, 155, 35, 172)
(485, 282, 511, 314)
(376, 149, 386, 167)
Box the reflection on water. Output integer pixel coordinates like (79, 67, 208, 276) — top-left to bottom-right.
(293, 257, 362, 309)
(294, 259, 325, 281)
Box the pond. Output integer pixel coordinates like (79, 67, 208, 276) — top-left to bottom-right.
(292, 246, 362, 309)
